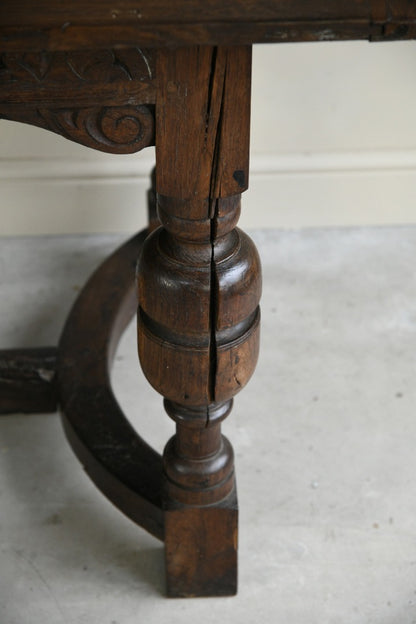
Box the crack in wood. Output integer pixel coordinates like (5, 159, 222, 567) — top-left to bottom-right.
(208, 200, 219, 406)
(207, 49, 227, 411)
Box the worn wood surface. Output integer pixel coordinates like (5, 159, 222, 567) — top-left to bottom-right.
(0, 347, 58, 414)
(0, 0, 415, 51)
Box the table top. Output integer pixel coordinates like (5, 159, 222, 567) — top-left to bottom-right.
(1, 1, 415, 51)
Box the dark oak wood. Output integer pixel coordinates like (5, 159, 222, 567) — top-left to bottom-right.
(136, 46, 261, 596)
(0, 1, 415, 51)
(164, 489, 238, 597)
(1, 0, 416, 601)
(0, 347, 58, 414)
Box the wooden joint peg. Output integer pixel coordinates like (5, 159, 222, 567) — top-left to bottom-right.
(136, 46, 261, 597)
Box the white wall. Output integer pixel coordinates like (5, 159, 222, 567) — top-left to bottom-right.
(1, 40, 416, 235)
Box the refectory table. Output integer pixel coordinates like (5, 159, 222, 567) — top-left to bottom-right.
(0, 0, 415, 598)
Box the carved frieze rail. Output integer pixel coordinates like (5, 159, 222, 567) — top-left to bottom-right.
(0, 48, 156, 153)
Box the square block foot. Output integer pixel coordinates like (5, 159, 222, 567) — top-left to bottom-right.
(164, 489, 238, 597)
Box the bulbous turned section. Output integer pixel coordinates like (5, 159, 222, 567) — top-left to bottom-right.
(136, 195, 261, 408)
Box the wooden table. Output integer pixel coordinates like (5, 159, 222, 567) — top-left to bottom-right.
(1, 0, 415, 598)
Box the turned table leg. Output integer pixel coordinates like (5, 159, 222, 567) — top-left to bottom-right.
(136, 46, 261, 596)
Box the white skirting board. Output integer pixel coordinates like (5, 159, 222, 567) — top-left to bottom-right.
(1, 150, 416, 235)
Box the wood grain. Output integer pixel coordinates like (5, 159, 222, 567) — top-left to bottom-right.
(1, 1, 415, 51)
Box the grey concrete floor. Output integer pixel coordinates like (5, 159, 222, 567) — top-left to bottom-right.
(1, 228, 416, 623)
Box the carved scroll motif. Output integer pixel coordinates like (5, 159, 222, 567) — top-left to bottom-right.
(38, 105, 155, 153)
(0, 48, 156, 153)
